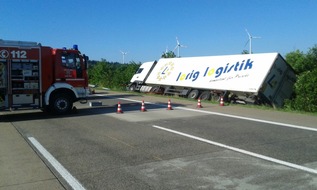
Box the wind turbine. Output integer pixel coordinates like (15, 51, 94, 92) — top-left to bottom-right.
(120, 50, 128, 64)
(245, 29, 261, 54)
(163, 46, 169, 57)
(173, 37, 187, 57)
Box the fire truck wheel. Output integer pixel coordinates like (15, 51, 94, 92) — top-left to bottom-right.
(50, 94, 73, 114)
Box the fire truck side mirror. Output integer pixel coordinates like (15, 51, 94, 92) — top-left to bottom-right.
(83, 54, 89, 69)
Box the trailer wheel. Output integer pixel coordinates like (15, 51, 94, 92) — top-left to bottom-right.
(211, 93, 221, 102)
(129, 84, 136, 91)
(199, 91, 211, 100)
(50, 93, 73, 115)
(188, 89, 199, 99)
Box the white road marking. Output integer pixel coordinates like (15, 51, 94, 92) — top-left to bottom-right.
(152, 125, 317, 175)
(177, 107, 317, 132)
(28, 137, 86, 190)
(118, 97, 154, 104)
(94, 94, 317, 173)
(117, 97, 317, 132)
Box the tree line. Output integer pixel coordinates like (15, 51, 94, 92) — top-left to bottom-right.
(87, 51, 176, 89)
(284, 45, 317, 113)
(88, 59, 141, 90)
(88, 46, 317, 113)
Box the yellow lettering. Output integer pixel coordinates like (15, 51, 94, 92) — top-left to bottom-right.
(180, 74, 186, 80)
(208, 68, 215, 76)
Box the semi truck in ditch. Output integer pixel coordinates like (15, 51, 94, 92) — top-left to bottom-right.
(0, 39, 89, 114)
(128, 53, 296, 108)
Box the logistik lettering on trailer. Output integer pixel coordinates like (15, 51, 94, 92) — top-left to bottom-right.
(176, 59, 253, 82)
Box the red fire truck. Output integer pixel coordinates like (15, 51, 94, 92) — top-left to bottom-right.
(0, 39, 89, 114)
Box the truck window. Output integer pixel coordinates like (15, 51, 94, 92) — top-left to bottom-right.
(75, 56, 83, 78)
(61, 53, 83, 78)
(62, 53, 76, 69)
(136, 68, 143, 74)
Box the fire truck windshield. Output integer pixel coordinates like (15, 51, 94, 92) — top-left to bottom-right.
(62, 53, 79, 69)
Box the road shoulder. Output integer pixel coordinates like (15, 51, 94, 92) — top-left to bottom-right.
(0, 122, 64, 190)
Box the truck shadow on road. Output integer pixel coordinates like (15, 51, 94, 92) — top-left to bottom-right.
(0, 101, 184, 122)
(87, 93, 138, 100)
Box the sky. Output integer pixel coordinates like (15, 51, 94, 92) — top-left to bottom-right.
(1, 0, 317, 63)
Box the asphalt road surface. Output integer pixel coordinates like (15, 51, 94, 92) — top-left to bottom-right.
(1, 91, 317, 190)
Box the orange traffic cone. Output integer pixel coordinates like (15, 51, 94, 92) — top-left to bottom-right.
(167, 99, 173, 110)
(140, 100, 147, 112)
(197, 98, 203, 108)
(219, 96, 224, 106)
(117, 102, 123, 113)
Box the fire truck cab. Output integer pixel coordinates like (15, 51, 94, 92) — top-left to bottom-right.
(0, 39, 89, 114)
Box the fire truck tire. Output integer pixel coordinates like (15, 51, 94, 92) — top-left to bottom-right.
(50, 93, 73, 114)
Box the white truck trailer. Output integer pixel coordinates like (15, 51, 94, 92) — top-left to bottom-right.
(128, 53, 296, 108)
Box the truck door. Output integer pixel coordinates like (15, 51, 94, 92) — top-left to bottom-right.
(60, 52, 84, 79)
(53, 49, 88, 100)
(54, 51, 86, 91)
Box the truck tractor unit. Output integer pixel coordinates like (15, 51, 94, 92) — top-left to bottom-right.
(0, 39, 89, 114)
(128, 53, 296, 108)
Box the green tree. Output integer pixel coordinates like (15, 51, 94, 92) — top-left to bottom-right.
(241, 50, 249, 54)
(88, 60, 116, 87)
(161, 51, 176, 58)
(305, 45, 317, 71)
(285, 50, 306, 74)
(88, 60, 140, 90)
(285, 45, 317, 112)
(287, 69, 317, 112)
